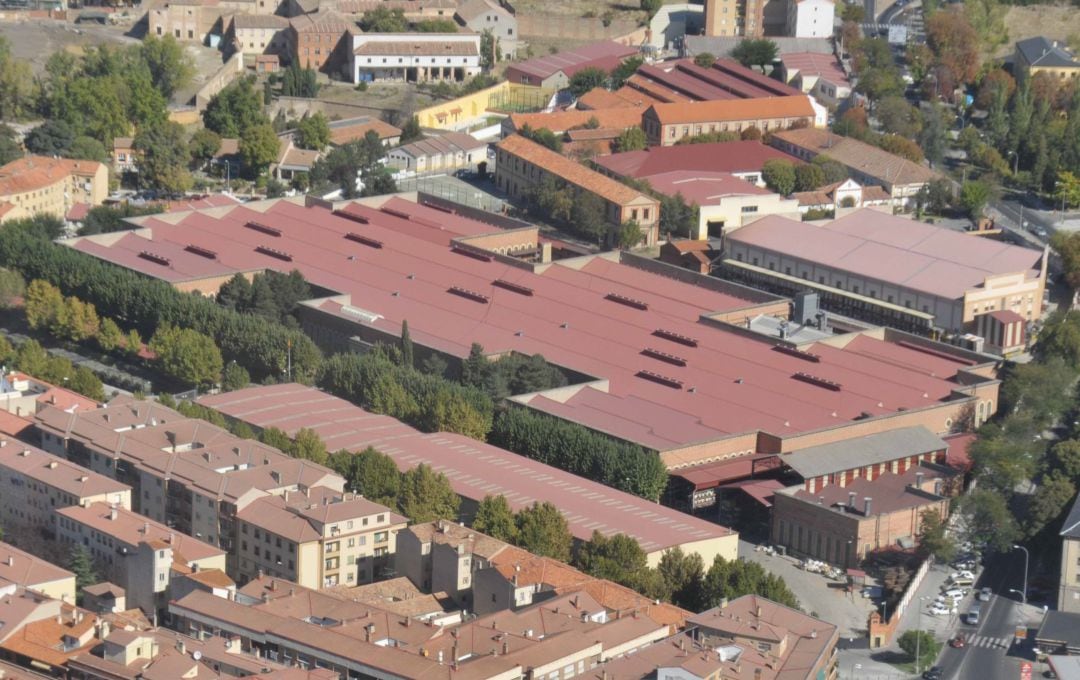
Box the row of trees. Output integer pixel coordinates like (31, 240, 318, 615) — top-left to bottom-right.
(461, 343, 568, 402)
(761, 157, 852, 196)
(216, 270, 311, 328)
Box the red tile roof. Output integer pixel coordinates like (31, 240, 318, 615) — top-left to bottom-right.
(0, 156, 106, 197)
(506, 41, 638, 81)
(507, 107, 645, 135)
(645, 95, 814, 126)
(593, 141, 798, 179)
(637, 170, 770, 204)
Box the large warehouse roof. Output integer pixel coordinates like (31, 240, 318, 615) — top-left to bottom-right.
(198, 384, 734, 557)
(68, 197, 989, 452)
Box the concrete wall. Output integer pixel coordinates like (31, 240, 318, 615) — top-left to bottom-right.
(194, 53, 245, 110)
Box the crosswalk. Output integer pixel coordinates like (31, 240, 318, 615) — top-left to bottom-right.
(965, 635, 1010, 649)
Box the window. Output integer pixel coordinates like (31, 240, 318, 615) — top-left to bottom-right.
(741, 205, 758, 214)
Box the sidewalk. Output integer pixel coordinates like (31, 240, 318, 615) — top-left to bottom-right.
(894, 561, 958, 641)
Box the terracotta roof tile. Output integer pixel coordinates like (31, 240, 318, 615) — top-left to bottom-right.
(0, 156, 106, 197)
(645, 96, 814, 126)
(508, 107, 645, 134)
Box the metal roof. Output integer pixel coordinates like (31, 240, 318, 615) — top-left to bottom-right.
(781, 426, 947, 479)
(1038, 611, 1080, 649)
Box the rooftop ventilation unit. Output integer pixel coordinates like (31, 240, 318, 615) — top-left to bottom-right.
(332, 209, 369, 224)
(425, 202, 454, 214)
(345, 232, 383, 249)
(791, 372, 841, 391)
(184, 244, 217, 259)
(380, 206, 411, 220)
(653, 328, 699, 347)
(138, 251, 171, 266)
(772, 345, 821, 363)
(641, 348, 687, 366)
(448, 286, 490, 304)
(492, 279, 534, 296)
(246, 221, 281, 237)
(636, 370, 684, 389)
(605, 292, 648, 310)
(255, 246, 293, 262)
(452, 245, 492, 262)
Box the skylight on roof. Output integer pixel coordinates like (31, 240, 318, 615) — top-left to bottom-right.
(246, 221, 282, 237)
(448, 286, 490, 304)
(138, 251, 171, 267)
(605, 292, 648, 310)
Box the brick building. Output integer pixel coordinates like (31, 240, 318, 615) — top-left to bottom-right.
(288, 11, 352, 75)
(495, 134, 660, 246)
(642, 97, 816, 146)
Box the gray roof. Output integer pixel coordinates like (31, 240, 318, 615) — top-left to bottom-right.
(1061, 491, 1080, 538)
(1037, 611, 1080, 650)
(391, 132, 486, 159)
(1016, 36, 1080, 69)
(781, 426, 947, 479)
(684, 35, 833, 58)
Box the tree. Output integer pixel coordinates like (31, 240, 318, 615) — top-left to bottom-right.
(1050, 439, 1080, 482)
(400, 320, 414, 368)
(918, 105, 948, 168)
(295, 112, 331, 151)
(24, 280, 65, 333)
(658, 547, 705, 611)
(216, 274, 253, 312)
(61, 297, 100, 342)
(97, 317, 124, 353)
(399, 116, 423, 144)
(360, 6, 409, 31)
(24, 119, 75, 157)
(898, 630, 941, 668)
(958, 179, 992, 218)
(462, 343, 488, 387)
(292, 427, 329, 465)
(203, 76, 267, 138)
(568, 67, 608, 98)
(472, 494, 518, 542)
(916, 179, 954, 216)
(330, 446, 402, 507)
(617, 220, 643, 250)
(610, 56, 643, 89)
(731, 39, 778, 70)
(701, 555, 800, 610)
(399, 463, 460, 523)
(613, 127, 647, 152)
(926, 10, 980, 89)
(13, 339, 49, 378)
(480, 30, 502, 70)
(515, 501, 572, 561)
(239, 122, 280, 177)
(811, 156, 848, 184)
(1057, 170, 1080, 209)
(69, 366, 105, 402)
(0, 36, 35, 120)
(0, 126, 20, 166)
(0, 268, 24, 309)
(259, 426, 295, 453)
(222, 361, 250, 391)
(140, 34, 194, 99)
(68, 544, 98, 593)
(125, 329, 143, 357)
(956, 489, 1019, 554)
(135, 120, 193, 195)
(878, 134, 924, 163)
(281, 63, 319, 98)
(415, 18, 458, 31)
(577, 531, 649, 586)
(917, 508, 956, 562)
(1027, 472, 1076, 538)
(794, 163, 827, 192)
(762, 158, 796, 195)
(189, 128, 222, 168)
(570, 191, 609, 243)
(519, 125, 562, 153)
(80, 204, 163, 237)
(640, 0, 662, 17)
(693, 52, 716, 68)
(149, 324, 224, 388)
(360, 167, 398, 197)
(69, 136, 108, 163)
(877, 96, 923, 138)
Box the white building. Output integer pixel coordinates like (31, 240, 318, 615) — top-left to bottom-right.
(385, 131, 487, 174)
(786, 0, 834, 39)
(351, 33, 481, 83)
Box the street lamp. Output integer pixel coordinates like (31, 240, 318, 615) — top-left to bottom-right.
(1012, 544, 1029, 606)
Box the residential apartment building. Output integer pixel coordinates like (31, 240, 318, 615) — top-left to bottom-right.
(386, 132, 487, 174)
(771, 462, 954, 567)
(56, 502, 227, 615)
(0, 584, 102, 676)
(231, 14, 290, 55)
(781, 52, 851, 107)
(289, 11, 353, 75)
(235, 487, 405, 589)
(0, 440, 131, 535)
(0, 156, 108, 225)
(704, 0, 764, 37)
(495, 135, 661, 246)
(395, 520, 512, 608)
(787, 0, 834, 38)
(455, 0, 518, 58)
(1059, 494, 1080, 613)
(33, 397, 359, 583)
(0, 541, 77, 603)
(1015, 36, 1080, 80)
(149, 0, 282, 43)
(769, 127, 937, 204)
(642, 97, 817, 146)
(111, 137, 138, 174)
(351, 33, 482, 83)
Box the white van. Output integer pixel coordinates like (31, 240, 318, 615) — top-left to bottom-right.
(967, 603, 981, 625)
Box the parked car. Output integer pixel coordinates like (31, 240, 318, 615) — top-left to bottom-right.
(950, 570, 975, 581)
(950, 634, 966, 648)
(923, 667, 943, 680)
(979, 587, 992, 601)
(941, 588, 966, 602)
(928, 603, 955, 616)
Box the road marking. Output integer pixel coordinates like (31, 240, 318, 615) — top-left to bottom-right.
(968, 635, 1008, 648)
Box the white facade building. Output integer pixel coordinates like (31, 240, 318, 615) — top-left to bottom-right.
(351, 33, 481, 83)
(786, 0, 834, 38)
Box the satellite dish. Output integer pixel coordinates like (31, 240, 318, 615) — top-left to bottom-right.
(192, 651, 203, 661)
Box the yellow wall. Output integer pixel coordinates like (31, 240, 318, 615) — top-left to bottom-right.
(32, 575, 77, 604)
(645, 532, 739, 568)
(414, 81, 551, 129)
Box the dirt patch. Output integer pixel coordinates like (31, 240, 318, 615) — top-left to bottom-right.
(997, 3, 1080, 58)
(0, 19, 138, 74)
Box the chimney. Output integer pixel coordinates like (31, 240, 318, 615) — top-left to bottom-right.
(756, 606, 762, 618)
(438, 650, 444, 664)
(915, 472, 924, 488)
(502, 640, 509, 655)
(863, 497, 872, 515)
(848, 491, 856, 508)
(177, 640, 186, 655)
(110, 508, 118, 521)
(3, 556, 11, 567)
(48, 461, 57, 469)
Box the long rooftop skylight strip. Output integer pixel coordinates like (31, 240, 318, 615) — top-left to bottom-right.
(452, 245, 492, 262)
(184, 244, 217, 259)
(380, 206, 411, 220)
(448, 286, 490, 304)
(642, 348, 688, 366)
(345, 232, 383, 249)
(492, 279, 534, 296)
(636, 370, 684, 389)
(605, 292, 649, 310)
(138, 251, 171, 266)
(791, 372, 842, 391)
(653, 328, 700, 347)
(255, 245, 293, 262)
(772, 345, 821, 363)
(246, 221, 282, 237)
(332, 209, 369, 224)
